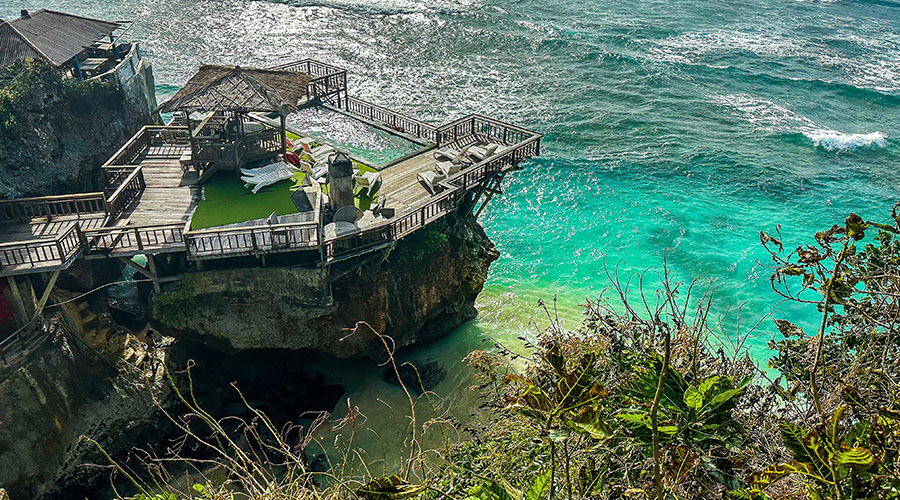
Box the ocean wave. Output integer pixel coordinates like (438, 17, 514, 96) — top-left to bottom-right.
(644, 27, 900, 94)
(269, 0, 473, 16)
(712, 93, 890, 152)
(802, 130, 888, 152)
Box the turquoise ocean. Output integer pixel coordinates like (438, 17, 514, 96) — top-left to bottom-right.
(3, 0, 899, 467)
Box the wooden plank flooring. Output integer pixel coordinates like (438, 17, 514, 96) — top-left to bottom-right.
(0, 214, 106, 245)
(120, 146, 201, 225)
(378, 149, 439, 212)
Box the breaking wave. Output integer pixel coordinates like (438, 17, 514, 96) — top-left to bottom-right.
(712, 93, 890, 152)
(802, 130, 888, 152)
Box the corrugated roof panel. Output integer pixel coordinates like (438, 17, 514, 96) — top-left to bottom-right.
(0, 22, 42, 67)
(4, 10, 120, 67)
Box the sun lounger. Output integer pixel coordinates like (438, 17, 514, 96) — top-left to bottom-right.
(354, 171, 382, 197)
(467, 144, 499, 162)
(433, 144, 472, 164)
(241, 162, 297, 194)
(417, 170, 447, 194)
(240, 162, 287, 176)
(436, 161, 462, 177)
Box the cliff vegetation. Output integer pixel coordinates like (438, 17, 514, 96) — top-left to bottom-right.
(84, 204, 900, 499)
(0, 59, 150, 199)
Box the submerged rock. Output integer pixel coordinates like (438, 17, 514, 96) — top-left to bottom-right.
(384, 358, 446, 394)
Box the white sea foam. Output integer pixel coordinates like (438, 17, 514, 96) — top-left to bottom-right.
(712, 93, 889, 152)
(802, 130, 888, 152)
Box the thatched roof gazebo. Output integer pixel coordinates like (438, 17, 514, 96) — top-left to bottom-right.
(159, 65, 312, 175)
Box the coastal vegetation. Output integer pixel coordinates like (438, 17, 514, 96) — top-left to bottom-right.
(89, 204, 900, 499)
(0, 59, 149, 199)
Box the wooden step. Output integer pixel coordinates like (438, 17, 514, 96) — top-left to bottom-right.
(80, 312, 98, 325)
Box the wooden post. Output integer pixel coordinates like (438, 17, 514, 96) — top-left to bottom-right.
(147, 255, 161, 294)
(187, 113, 197, 171)
(280, 112, 288, 157)
(33, 271, 60, 317)
(5, 277, 28, 328)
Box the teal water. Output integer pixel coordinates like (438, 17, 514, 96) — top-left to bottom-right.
(4, 0, 899, 466)
(287, 107, 425, 167)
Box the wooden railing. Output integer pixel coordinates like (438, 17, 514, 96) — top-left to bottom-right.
(0, 193, 107, 222)
(243, 128, 283, 162)
(184, 221, 320, 260)
(0, 316, 46, 369)
(435, 114, 540, 148)
(102, 166, 138, 189)
(105, 166, 146, 220)
(270, 58, 348, 104)
(271, 59, 346, 77)
(309, 72, 346, 100)
(344, 96, 438, 143)
(146, 125, 190, 146)
(0, 222, 84, 272)
(104, 126, 149, 167)
(102, 125, 189, 168)
(322, 123, 542, 263)
(83, 223, 185, 254)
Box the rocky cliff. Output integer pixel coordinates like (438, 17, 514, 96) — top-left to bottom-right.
(151, 213, 499, 358)
(0, 59, 153, 199)
(0, 310, 168, 500)
(0, 212, 500, 499)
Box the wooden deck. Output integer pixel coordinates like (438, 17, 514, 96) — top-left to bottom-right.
(378, 149, 438, 212)
(119, 145, 200, 225)
(0, 109, 542, 278)
(0, 214, 105, 244)
(0, 214, 98, 276)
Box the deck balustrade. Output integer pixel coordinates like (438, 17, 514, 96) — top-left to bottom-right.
(344, 97, 438, 143)
(0, 69, 542, 276)
(0, 193, 107, 222)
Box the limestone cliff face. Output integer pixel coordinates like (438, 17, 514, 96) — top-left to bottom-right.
(0, 60, 154, 199)
(0, 312, 167, 500)
(151, 214, 499, 358)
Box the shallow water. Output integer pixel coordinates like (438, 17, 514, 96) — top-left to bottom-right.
(4, 0, 899, 472)
(287, 107, 424, 167)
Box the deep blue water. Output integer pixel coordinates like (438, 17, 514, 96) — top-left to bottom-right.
(4, 0, 899, 464)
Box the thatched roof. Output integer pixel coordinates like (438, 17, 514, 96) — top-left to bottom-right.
(0, 9, 121, 67)
(158, 65, 312, 113)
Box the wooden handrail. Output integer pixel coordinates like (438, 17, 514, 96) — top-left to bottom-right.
(184, 220, 318, 236)
(0, 192, 106, 204)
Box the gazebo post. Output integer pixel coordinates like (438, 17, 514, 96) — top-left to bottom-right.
(280, 109, 288, 157)
(237, 110, 245, 167)
(186, 112, 197, 165)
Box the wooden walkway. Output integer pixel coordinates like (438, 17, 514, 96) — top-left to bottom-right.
(378, 151, 438, 211)
(119, 145, 200, 225)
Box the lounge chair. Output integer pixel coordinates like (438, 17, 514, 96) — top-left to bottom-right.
(467, 144, 499, 162)
(417, 170, 447, 194)
(241, 162, 297, 194)
(354, 171, 382, 197)
(432, 144, 472, 164)
(435, 161, 462, 177)
(240, 163, 286, 176)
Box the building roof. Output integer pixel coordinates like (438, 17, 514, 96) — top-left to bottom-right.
(0, 9, 121, 67)
(159, 65, 312, 114)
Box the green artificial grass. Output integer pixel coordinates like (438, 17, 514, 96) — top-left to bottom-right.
(190, 171, 300, 230)
(291, 160, 380, 211)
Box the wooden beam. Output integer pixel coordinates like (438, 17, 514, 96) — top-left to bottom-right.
(147, 255, 161, 293)
(5, 276, 28, 327)
(33, 271, 60, 317)
(119, 256, 155, 280)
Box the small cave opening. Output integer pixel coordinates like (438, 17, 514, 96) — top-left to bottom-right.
(170, 342, 345, 426)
